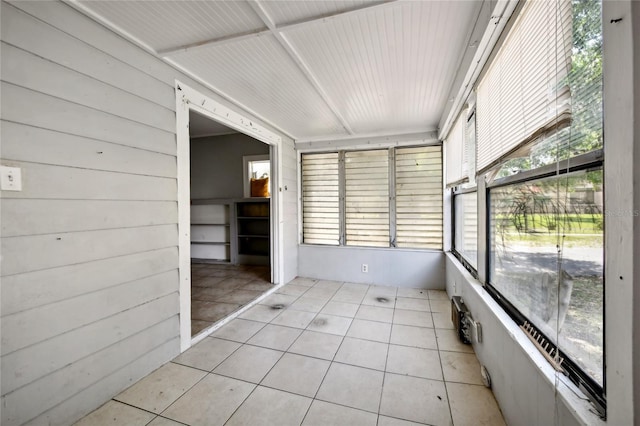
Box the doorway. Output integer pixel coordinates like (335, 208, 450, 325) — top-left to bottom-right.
(175, 82, 282, 350)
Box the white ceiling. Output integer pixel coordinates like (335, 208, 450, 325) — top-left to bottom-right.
(74, 0, 486, 142)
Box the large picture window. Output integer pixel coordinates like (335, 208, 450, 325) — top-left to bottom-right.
(489, 169, 603, 386)
(302, 146, 442, 249)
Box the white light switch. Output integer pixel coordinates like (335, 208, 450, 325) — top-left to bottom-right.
(1, 166, 22, 191)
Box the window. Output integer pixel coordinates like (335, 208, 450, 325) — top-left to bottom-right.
(345, 150, 389, 247)
(476, 0, 604, 409)
(301, 146, 442, 249)
(490, 169, 603, 387)
(453, 190, 478, 270)
(243, 155, 270, 198)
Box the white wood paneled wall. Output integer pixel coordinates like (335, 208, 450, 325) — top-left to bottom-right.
(0, 1, 297, 424)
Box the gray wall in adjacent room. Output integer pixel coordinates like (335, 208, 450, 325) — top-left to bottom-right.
(190, 133, 269, 200)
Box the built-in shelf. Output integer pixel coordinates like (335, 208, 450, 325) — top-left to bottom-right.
(190, 202, 233, 263)
(236, 200, 270, 265)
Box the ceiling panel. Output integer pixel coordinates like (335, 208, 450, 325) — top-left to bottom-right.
(77, 0, 266, 52)
(261, 0, 376, 26)
(170, 35, 348, 139)
(281, 1, 478, 135)
(189, 111, 237, 138)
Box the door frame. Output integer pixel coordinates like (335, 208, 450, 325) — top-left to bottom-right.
(175, 81, 283, 351)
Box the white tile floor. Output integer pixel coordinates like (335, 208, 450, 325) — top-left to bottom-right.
(76, 278, 506, 426)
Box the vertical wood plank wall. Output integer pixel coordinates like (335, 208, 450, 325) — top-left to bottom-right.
(0, 1, 297, 424)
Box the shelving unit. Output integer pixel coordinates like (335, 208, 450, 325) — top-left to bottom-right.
(236, 200, 270, 265)
(190, 201, 235, 264)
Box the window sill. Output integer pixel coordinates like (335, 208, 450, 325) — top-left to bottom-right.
(299, 243, 444, 254)
(446, 252, 605, 426)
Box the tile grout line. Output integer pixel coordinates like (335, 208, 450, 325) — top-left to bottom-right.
(432, 304, 456, 425)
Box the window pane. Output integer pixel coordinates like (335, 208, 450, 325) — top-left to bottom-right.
(454, 191, 478, 269)
(302, 153, 340, 245)
(345, 150, 389, 247)
(490, 169, 604, 385)
(396, 146, 443, 249)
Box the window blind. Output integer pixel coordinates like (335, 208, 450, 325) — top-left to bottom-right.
(301, 152, 340, 245)
(396, 146, 442, 249)
(345, 150, 389, 247)
(445, 110, 467, 187)
(476, 0, 572, 174)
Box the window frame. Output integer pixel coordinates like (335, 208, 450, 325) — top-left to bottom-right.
(451, 186, 479, 279)
(300, 144, 443, 250)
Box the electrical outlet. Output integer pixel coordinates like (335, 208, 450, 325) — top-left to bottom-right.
(361, 264, 368, 273)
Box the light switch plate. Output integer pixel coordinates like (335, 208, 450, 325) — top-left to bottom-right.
(1, 166, 22, 191)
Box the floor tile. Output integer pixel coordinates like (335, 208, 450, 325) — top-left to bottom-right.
(114, 363, 206, 414)
(396, 287, 430, 299)
(316, 363, 384, 413)
(367, 285, 398, 297)
(393, 309, 434, 328)
(361, 294, 396, 308)
(435, 328, 474, 353)
(242, 281, 274, 292)
(320, 301, 360, 318)
(146, 417, 184, 426)
(447, 382, 506, 426)
(210, 318, 265, 343)
(430, 299, 452, 313)
(191, 286, 231, 301)
(212, 345, 282, 383)
(440, 351, 484, 385)
(191, 300, 240, 322)
(261, 353, 331, 397)
(313, 280, 344, 291)
(239, 304, 282, 323)
(395, 297, 431, 312)
(390, 324, 437, 349)
(216, 277, 254, 289)
(346, 319, 392, 343)
(303, 286, 338, 301)
(246, 324, 302, 351)
(288, 330, 344, 360)
(355, 305, 394, 323)
(428, 290, 449, 300)
(386, 345, 443, 380)
(332, 289, 368, 304)
(260, 293, 299, 308)
(380, 373, 451, 425)
(271, 309, 316, 329)
(334, 337, 388, 371)
(162, 374, 255, 425)
(225, 386, 312, 426)
(289, 296, 328, 313)
(303, 400, 378, 426)
(172, 337, 240, 371)
(217, 289, 263, 305)
(276, 284, 310, 297)
(191, 320, 213, 336)
(432, 311, 455, 329)
(74, 400, 155, 426)
(307, 314, 353, 336)
(288, 277, 317, 287)
(333, 282, 368, 299)
(377, 415, 426, 426)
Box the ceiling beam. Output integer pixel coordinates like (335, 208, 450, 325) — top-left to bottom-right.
(160, 0, 398, 57)
(247, 0, 355, 135)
